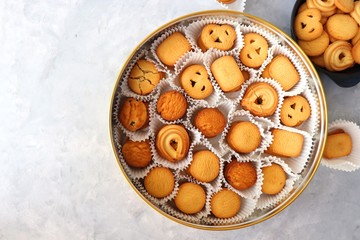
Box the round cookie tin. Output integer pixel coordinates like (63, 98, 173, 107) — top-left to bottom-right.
(109, 10, 328, 230)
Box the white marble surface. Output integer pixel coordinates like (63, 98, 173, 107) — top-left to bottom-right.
(1, 0, 360, 239)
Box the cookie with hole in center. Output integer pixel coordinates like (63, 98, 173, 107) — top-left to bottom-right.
(280, 95, 311, 127)
(180, 64, 213, 99)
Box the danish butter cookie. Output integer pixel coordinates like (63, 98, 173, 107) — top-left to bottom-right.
(188, 150, 220, 182)
(261, 164, 286, 195)
(180, 64, 213, 99)
(267, 55, 300, 91)
(157, 90, 187, 121)
(280, 95, 311, 127)
(211, 189, 241, 218)
(266, 129, 304, 158)
(119, 98, 148, 131)
(144, 167, 175, 198)
(240, 33, 269, 68)
(298, 31, 330, 57)
(324, 40, 354, 71)
(350, 1, 360, 25)
(198, 24, 236, 52)
(352, 40, 360, 64)
(326, 14, 358, 40)
(122, 140, 152, 168)
(324, 132, 352, 159)
(174, 182, 206, 214)
(194, 108, 227, 138)
(128, 59, 163, 95)
(156, 32, 191, 67)
(224, 160, 257, 190)
(335, 0, 354, 13)
(226, 121, 261, 154)
(295, 8, 323, 41)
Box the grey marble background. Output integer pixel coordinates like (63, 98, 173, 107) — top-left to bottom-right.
(1, 0, 359, 239)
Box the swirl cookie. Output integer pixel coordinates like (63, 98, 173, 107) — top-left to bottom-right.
(194, 108, 227, 138)
(122, 140, 152, 168)
(280, 95, 311, 127)
(128, 59, 163, 95)
(156, 32, 191, 67)
(180, 64, 213, 99)
(144, 167, 175, 198)
(295, 8, 323, 41)
(156, 124, 190, 162)
(261, 164, 286, 195)
(157, 90, 188, 121)
(224, 159, 257, 190)
(210, 55, 245, 92)
(324, 40, 354, 71)
(119, 98, 149, 131)
(240, 33, 269, 68)
(266, 129, 304, 158)
(241, 82, 278, 117)
(198, 24, 236, 52)
(226, 121, 261, 154)
(174, 182, 206, 214)
(188, 150, 220, 183)
(210, 189, 241, 218)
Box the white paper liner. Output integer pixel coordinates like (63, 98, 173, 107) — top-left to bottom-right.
(150, 25, 191, 73)
(222, 156, 263, 200)
(132, 167, 180, 207)
(185, 16, 244, 55)
(236, 77, 285, 127)
(256, 156, 300, 210)
(179, 142, 224, 190)
(172, 51, 223, 106)
(161, 175, 212, 224)
(321, 119, 360, 172)
(186, 100, 235, 156)
(113, 92, 151, 142)
(119, 49, 167, 101)
(149, 117, 201, 171)
(264, 45, 309, 97)
(221, 110, 273, 160)
(202, 191, 257, 225)
(264, 126, 314, 174)
(214, 0, 246, 12)
(204, 49, 248, 102)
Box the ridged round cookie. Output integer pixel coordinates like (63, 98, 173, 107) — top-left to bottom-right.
(157, 90, 188, 121)
(188, 150, 220, 182)
(119, 98, 149, 131)
(144, 167, 175, 198)
(211, 189, 241, 218)
(194, 108, 227, 138)
(261, 164, 286, 195)
(122, 140, 152, 168)
(174, 182, 206, 214)
(226, 121, 261, 154)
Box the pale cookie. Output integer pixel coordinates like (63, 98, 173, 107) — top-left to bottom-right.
(144, 167, 175, 198)
(298, 31, 330, 57)
(295, 8, 323, 41)
(266, 129, 304, 158)
(267, 55, 300, 91)
(280, 95, 311, 127)
(335, 0, 354, 13)
(210, 55, 245, 92)
(324, 40, 354, 71)
(326, 14, 358, 40)
(306, 0, 337, 17)
(188, 150, 220, 183)
(226, 121, 261, 154)
(240, 33, 269, 68)
(180, 64, 213, 99)
(261, 164, 287, 195)
(198, 24, 236, 52)
(156, 32, 191, 67)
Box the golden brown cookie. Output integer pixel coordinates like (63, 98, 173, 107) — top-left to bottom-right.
(261, 164, 287, 195)
(128, 59, 163, 95)
(119, 98, 148, 131)
(352, 40, 360, 64)
(198, 24, 236, 52)
(180, 64, 213, 99)
(350, 1, 360, 25)
(226, 121, 261, 154)
(267, 55, 300, 91)
(280, 95, 311, 127)
(326, 14, 358, 41)
(295, 8, 323, 41)
(122, 140, 152, 168)
(217, 0, 236, 4)
(241, 69, 251, 81)
(324, 132, 352, 159)
(311, 54, 326, 68)
(298, 2, 308, 13)
(174, 182, 206, 214)
(240, 33, 269, 68)
(193, 108, 227, 138)
(210, 55, 245, 92)
(188, 150, 220, 182)
(241, 82, 278, 117)
(210, 189, 241, 218)
(156, 32, 191, 67)
(312, 0, 336, 13)
(144, 167, 175, 198)
(352, 27, 360, 45)
(157, 90, 188, 121)
(298, 31, 330, 57)
(156, 124, 190, 162)
(335, 0, 354, 13)
(224, 160, 257, 190)
(324, 40, 354, 71)
(266, 129, 304, 158)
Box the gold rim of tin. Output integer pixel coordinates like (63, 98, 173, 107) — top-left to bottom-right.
(109, 10, 328, 230)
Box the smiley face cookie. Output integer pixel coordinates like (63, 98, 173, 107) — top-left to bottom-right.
(280, 95, 311, 127)
(180, 64, 213, 99)
(198, 24, 237, 52)
(240, 33, 269, 68)
(295, 8, 323, 41)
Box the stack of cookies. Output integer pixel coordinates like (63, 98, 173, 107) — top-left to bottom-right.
(112, 14, 321, 226)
